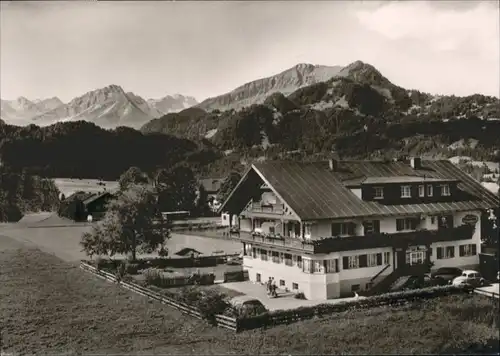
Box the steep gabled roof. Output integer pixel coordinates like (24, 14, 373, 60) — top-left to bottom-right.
(82, 191, 112, 206)
(246, 160, 499, 220)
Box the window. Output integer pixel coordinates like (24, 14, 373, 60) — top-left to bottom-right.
(396, 217, 418, 231)
(297, 255, 303, 268)
(438, 215, 454, 229)
(260, 249, 268, 261)
(418, 185, 425, 197)
(459, 244, 477, 257)
(383, 251, 390, 265)
(441, 184, 451, 196)
(427, 185, 433, 197)
(279, 252, 284, 263)
(401, 185, 411, 198)
(292, 283, 299, 290)
(279, 279, 285, 287)
(272, 251, 280, 263)
(256, 273, 261, 283)
(374, 187, 384, 199)
(313, 260, 323, 273)
(445, 246, 455, 258)
(351, 284, 361, 292)
(303, 259, 312, 273)
(367, 253, 379, 267)
(325, 259, 339, 273)
(284, 253, 293, 266)
(436, 246, 455, 259)
(343, 255, 360, 269)
(406, 251, 425, 265)
(364, 220, 380, 234)
(252, 248, 257, 258)
(332, 222, 355, 236)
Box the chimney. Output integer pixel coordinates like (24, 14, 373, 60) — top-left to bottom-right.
(410, 157, 422, 169)
(328, 158, 338, 171)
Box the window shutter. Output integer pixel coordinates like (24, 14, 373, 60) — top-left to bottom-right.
(459, 245, 465, 257)
(410, 218, 417, 230)
(472, 244, 477, 255)
(332, 223, 341, 236)
(374, 220, 380, 234)
(359, 254, 368, 268)
(376, 253, 382, 265)
(437, 247, 443, 259)
(343, 256, 348, 270)
(334, 259, 339, 272)
(396, 219, 404, 231)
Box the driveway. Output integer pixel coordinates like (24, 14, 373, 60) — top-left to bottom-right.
(475, 283, 499, 299)
(0, 213, 242, 263)
(222, 281, 366, 311)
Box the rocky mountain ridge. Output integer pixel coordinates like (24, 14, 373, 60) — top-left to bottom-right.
(196, 63, 344, 112)
(1, 88, 198, 129)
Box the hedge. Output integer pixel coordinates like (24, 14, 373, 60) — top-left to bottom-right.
(237, 285, 472, 331)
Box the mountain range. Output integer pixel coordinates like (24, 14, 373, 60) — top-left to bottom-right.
(1, 88, 198, 130)
(2, 60, 499, 140)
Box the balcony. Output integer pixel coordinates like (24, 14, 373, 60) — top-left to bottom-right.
(248, 202, 285, 215)
(230, 230, 315, 253)
(230, 224, 474, 255)
(311, 224, 475, 254)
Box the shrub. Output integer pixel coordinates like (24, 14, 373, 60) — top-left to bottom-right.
(125, 262, 140, 275)
(143, 268, 189, 288)
(193, 289, 230, 325)
(294, 292, 306, 300)
(237, 285, 469, 331)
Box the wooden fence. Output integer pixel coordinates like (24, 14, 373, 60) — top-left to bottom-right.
(79, 261, 238, 331)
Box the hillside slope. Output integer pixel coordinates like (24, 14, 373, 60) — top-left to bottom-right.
(196, 63, 343, 112)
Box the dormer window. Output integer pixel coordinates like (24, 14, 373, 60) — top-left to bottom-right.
(374, 187, 384, 199)
(401, 185, 411, 198)
(441, 184, 451, 196)
(427, 185, 433, 197)
(418, 185, 425, 197)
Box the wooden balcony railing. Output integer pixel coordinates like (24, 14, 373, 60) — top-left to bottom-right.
(250, 203, 285, 215)
(230, 231, 315, 253)
(230, 224, 474, 254)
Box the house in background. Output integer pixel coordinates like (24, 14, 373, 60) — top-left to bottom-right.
(219, 157, 499, 300)
(199, 178, 225, 212)
(83, 191, 114, 220)
(61, 191, 114, 221)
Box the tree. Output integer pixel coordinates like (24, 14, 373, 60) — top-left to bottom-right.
(118, 166, 149, 191)
(156, 165, 197, 213)
(80, 184, 170, 261)
(217, 171, 242, 205)
(195, 183, 209, 216)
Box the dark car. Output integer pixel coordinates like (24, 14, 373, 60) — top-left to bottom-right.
(430, 267, 463, 285)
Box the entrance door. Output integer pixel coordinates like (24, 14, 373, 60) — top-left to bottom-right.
(396, 250, 407, 270)
(256, 273, 261, 283)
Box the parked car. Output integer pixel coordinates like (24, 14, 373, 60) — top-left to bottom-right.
(452, 270, 487, 287)
(228, 296, 267, 317)
(226, 256, 243, 265)
(403, 274, 438, 290)
(430, 267, 463, 285)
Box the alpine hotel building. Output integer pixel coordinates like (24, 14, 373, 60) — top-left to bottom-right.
(219, 158, 499, 300)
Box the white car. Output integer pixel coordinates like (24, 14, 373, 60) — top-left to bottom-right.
(452, 270, 487, 287)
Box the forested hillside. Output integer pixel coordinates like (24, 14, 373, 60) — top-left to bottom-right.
(0, 168, 60, 222)
(0, 120, 221, 180)
(141, 62, 500, 177)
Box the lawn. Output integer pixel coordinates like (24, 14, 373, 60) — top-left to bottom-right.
(1, 245, 498, 354)
(53, 178, 119, 197)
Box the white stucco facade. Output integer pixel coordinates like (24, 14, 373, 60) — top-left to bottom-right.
(240, 209, 482, 300)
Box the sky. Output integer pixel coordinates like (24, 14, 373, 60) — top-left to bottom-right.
(1, 0, 499, 103)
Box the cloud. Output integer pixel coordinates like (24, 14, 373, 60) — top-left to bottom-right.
(355, 1, 499, 60)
